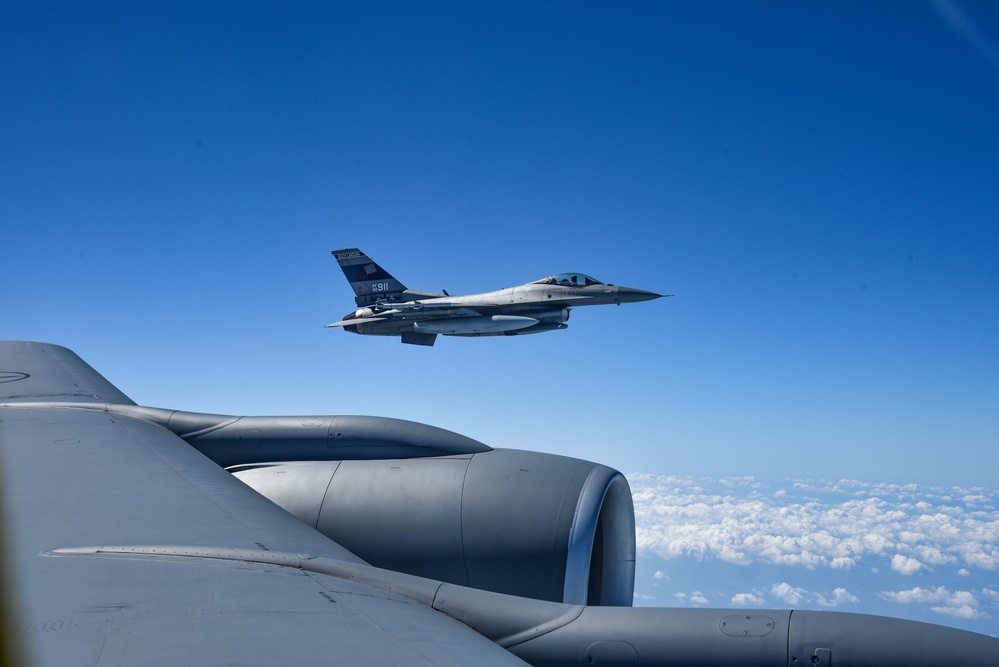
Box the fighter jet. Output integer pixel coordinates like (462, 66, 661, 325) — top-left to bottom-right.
(327, 247, 666, 345)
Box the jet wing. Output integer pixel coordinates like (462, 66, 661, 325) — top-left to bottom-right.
(0, 342, 526, 665)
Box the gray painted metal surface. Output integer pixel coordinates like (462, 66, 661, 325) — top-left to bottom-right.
(327, 247, 665, 344)
(0, 342, 523, 666)
(3, 341, 998, 665)
(0, 402, 491, 466)
(231, 449, 636, 606)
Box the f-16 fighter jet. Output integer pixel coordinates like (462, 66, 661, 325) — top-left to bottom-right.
(327, 247, 666, 345)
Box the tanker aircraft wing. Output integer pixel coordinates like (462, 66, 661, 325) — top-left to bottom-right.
(328, 247, 666, 345)
(0, 341, 524, 666)
(4, 341, 999, 666)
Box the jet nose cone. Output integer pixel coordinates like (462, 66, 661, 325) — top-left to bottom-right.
(615, 286, 665, 303)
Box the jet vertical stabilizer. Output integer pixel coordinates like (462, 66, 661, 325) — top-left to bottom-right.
(332, 248, 409, 307)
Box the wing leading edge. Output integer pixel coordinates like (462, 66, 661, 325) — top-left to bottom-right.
(0, 341, 135, 405)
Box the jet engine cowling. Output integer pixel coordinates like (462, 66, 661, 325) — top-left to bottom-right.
(229, 448, 635, 606)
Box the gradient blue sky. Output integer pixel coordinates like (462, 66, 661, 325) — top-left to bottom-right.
(6, 0, 997, 485)
(4, 0, 998, 635)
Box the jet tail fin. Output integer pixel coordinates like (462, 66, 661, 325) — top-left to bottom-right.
(332, 248, 408, 307)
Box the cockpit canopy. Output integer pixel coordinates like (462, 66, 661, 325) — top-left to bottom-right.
(531, 273, 604, 287)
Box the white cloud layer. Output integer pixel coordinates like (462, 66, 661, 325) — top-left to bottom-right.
(630, 475, 999, 573)
(732, 592, 765, 606)
(880, 586, 992, 619)
(629, 475, 999, 620)
(890, 554, 926, 575)
(771, 582, 806, 605)
(673, 591, 709, 606)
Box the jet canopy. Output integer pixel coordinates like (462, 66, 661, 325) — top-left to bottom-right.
(531, 273, 604, 287)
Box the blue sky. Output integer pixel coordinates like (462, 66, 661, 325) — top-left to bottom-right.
(3, 0, 998, 634)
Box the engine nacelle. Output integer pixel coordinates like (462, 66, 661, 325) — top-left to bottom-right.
(230, 448, 635, 606)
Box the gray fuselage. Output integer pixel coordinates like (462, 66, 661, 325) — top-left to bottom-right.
(339, 280, 661, 338)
